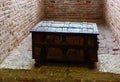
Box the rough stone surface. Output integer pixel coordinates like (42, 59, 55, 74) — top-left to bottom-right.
(0, 34, 35, 69)
(97, 54, 120, 74)
(97, 23, 120, 74)
(0, 22, 120, 74)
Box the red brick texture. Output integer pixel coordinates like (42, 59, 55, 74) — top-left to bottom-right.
(103, 0, 120, 43)
(0, 0, 44, 63)
(44, 0, 103, 20)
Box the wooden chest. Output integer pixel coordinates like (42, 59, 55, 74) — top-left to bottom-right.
(30, 21, 99, 68)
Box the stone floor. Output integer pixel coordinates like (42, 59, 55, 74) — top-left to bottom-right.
(0, 21, 120, 74)
(0, 34, 34, 70)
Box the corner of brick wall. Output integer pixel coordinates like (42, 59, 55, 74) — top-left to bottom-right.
(0, 0, 44, 63)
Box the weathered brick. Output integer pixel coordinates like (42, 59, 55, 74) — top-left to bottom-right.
(0, 0, 44, 63)
(44, 0, 103, 20)
(103, 0, 120, 44)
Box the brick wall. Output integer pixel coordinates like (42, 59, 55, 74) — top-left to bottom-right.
(0, 0, 44, 63)
(44, 0, 103, 21)
(103, 0, 120, 43)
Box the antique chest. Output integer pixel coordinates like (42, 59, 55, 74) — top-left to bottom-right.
(30, 21, 99, 68)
